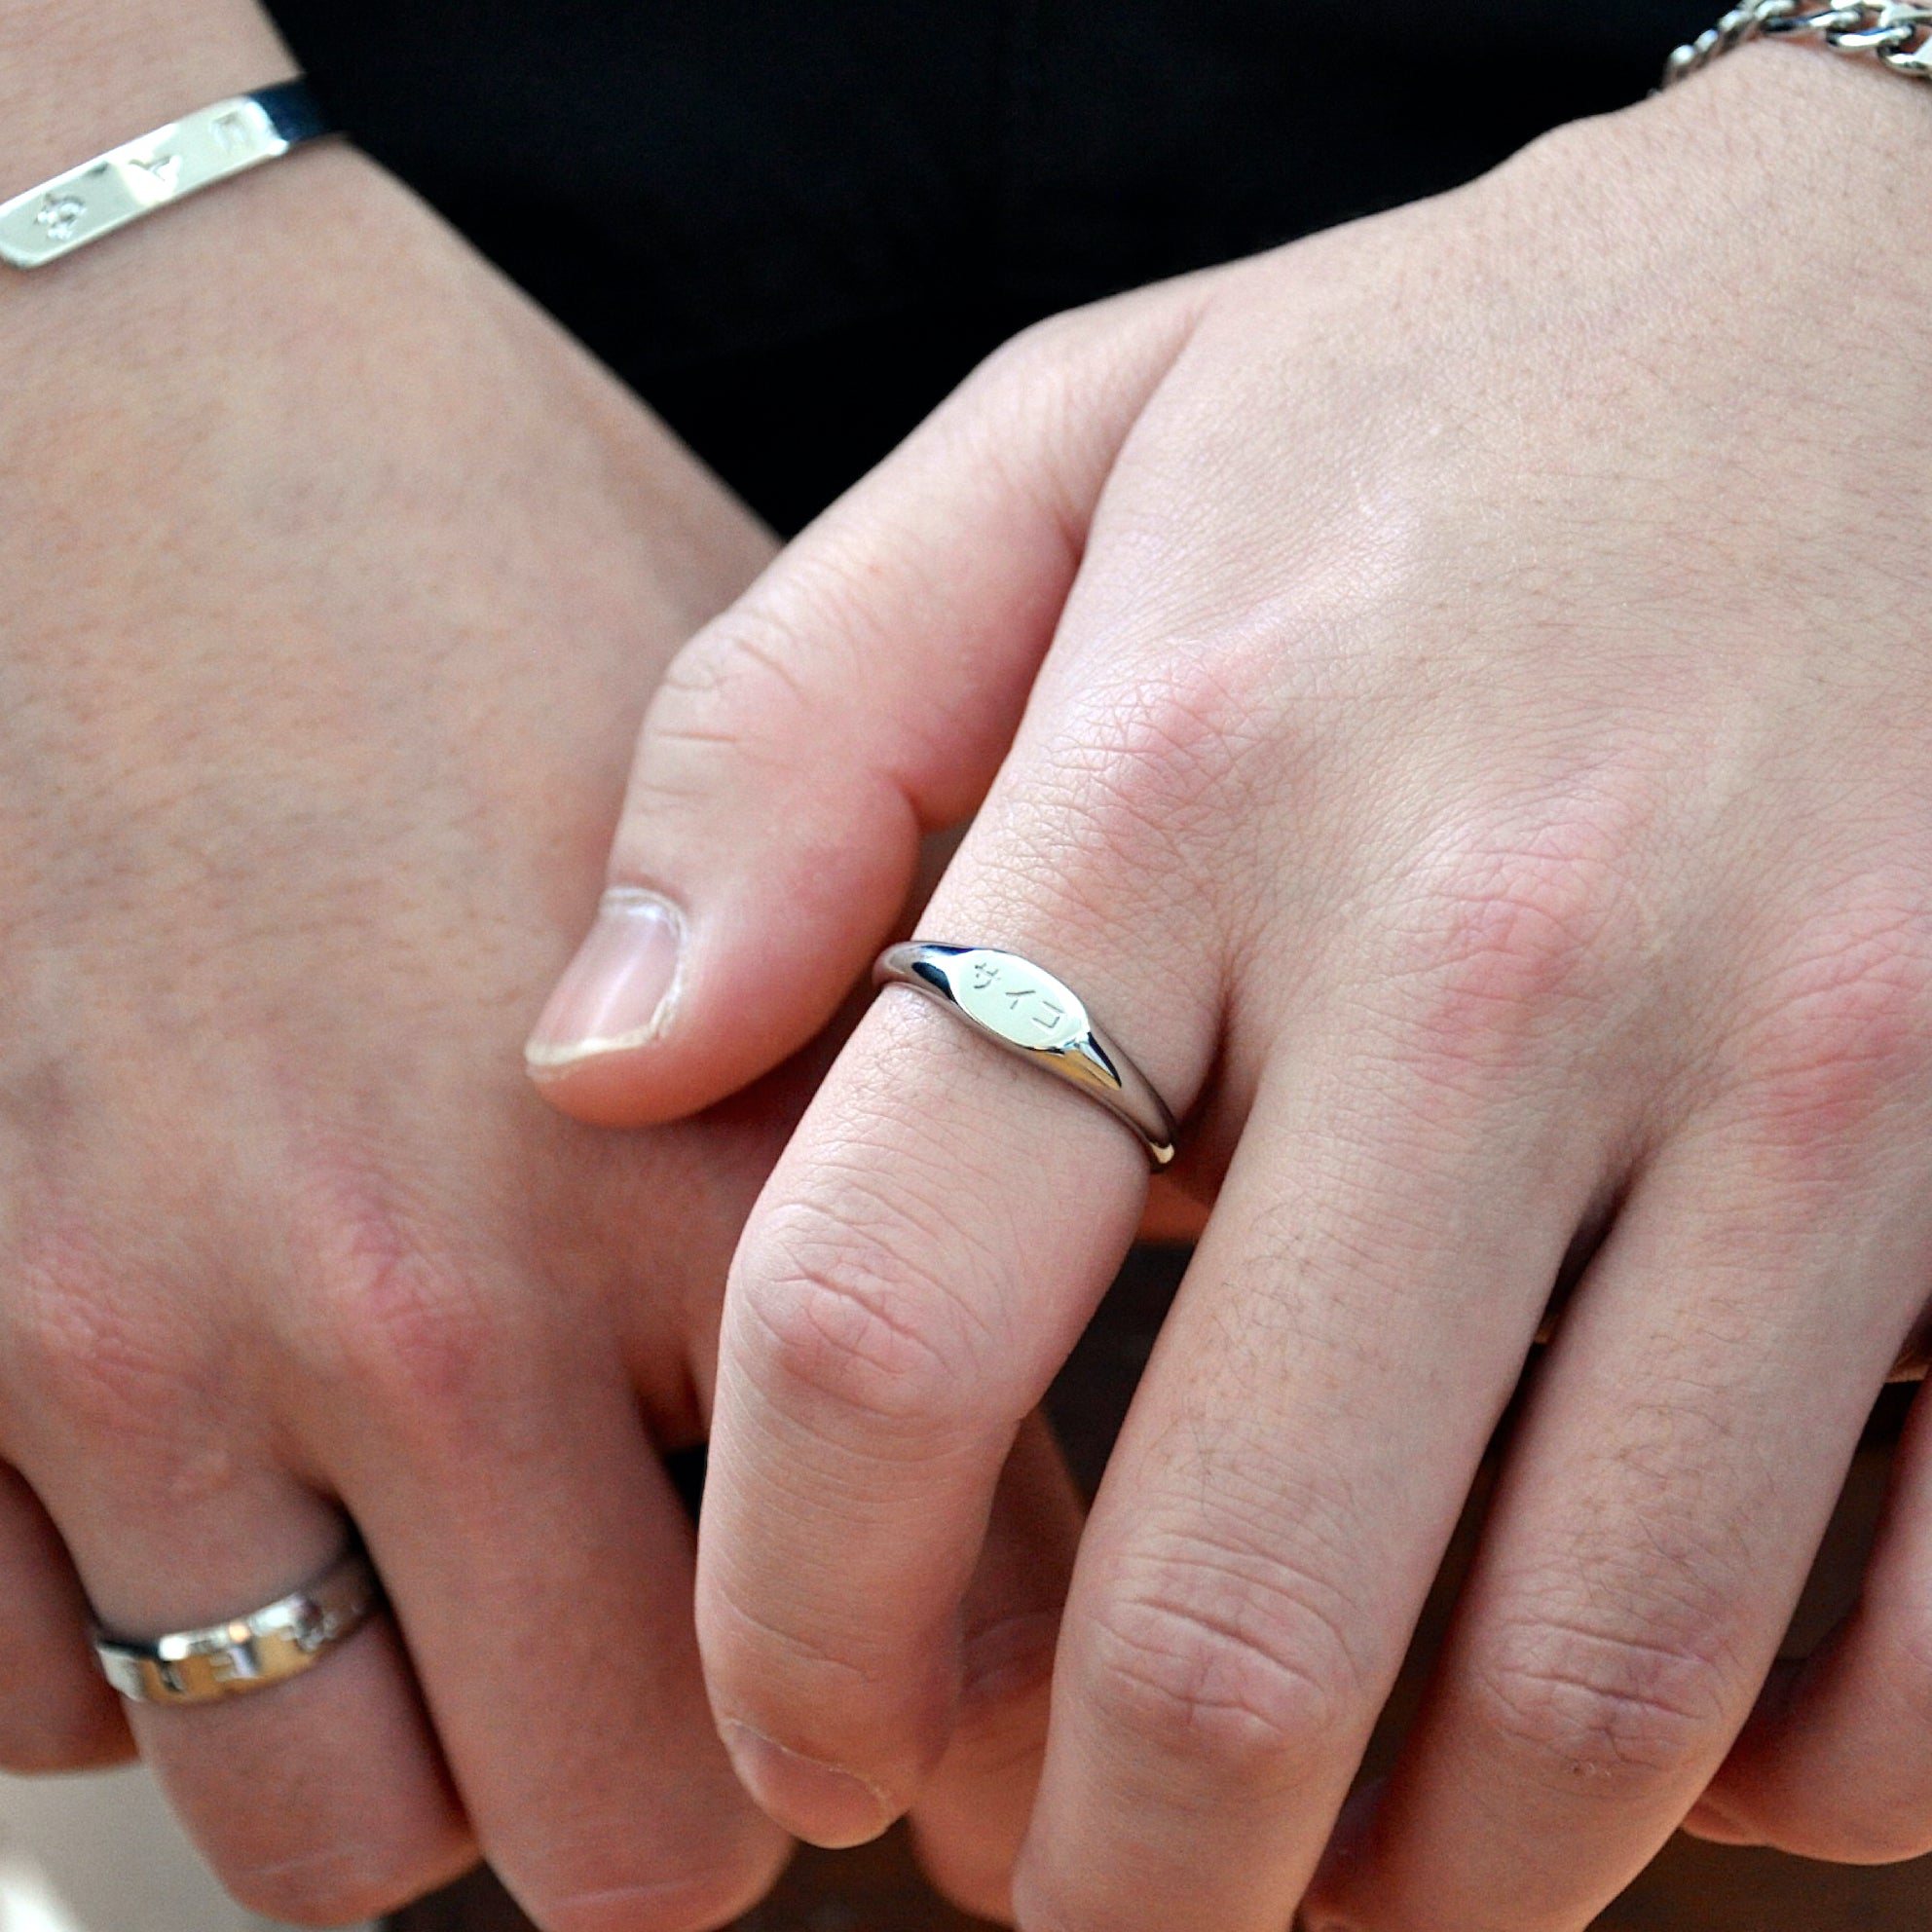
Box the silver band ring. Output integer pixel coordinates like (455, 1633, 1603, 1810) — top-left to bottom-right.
(93, 1546, 384, 1706)
(874, 943, 1178, 1167)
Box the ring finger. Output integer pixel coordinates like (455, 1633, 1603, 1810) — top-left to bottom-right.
(6, 1405, 470, 1926)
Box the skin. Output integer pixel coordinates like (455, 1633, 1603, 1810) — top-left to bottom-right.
(539, 42, 1932, 1932)
(0, 4, 1078, 1924)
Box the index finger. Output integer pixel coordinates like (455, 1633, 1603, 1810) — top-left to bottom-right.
(697, 836, 1218, 1844)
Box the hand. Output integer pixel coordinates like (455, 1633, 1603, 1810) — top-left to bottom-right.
(0, 11, 1075, 1926)
(534, 43, 1932, 1931)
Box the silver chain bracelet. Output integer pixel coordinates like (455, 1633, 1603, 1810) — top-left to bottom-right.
(1665, 0, 1932, 87)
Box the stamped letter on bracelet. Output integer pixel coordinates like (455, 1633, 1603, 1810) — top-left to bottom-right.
(0, 85, 329, 270)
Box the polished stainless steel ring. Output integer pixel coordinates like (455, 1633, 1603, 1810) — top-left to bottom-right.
(93, 1546, 384, 1706)
(874, 943, 1178, 1167)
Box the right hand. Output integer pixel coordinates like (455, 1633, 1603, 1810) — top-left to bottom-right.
(534, 40, 1932, 1931)
(0, 17, 1075, 1925)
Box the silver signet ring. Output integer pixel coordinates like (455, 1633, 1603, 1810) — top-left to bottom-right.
(873, 943, 1178, 1167)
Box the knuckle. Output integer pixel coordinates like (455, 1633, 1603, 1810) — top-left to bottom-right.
(1075, 652, 1277, 833)
(637, 561, 948, 824)
(731, 1186, 997, 1449)
(1728, 893, 1932, 1144)
(649, 602, 819, 761)
(2, 1228, 206, 1455)
(960, 306, 1112, 434)
(1086, 1527, 1366, 1789)
(650, 537, 921, 767)
(973, 306, 1090, 386)
(1383, 802, 1646, 1080)
(963, 283, 1180, 427)
(991, 650, 1282, 941)
(301, 1246, 495, 1426)
(279, 1164, 520, 1449)
(1471, 1611, 1733, 1796)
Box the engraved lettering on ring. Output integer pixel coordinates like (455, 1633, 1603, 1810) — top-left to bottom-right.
(950, 950, 1088, 1053)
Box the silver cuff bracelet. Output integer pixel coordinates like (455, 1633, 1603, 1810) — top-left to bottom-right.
(0, 78, 334, 271)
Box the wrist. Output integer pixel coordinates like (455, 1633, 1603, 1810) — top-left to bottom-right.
(1637, 33, 1932, 170)
(1494, 34, 1932, 330)
(0, 0, 294, 193)
(1657, 37, 1932, 309)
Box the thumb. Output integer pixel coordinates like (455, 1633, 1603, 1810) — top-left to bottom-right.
(527, 280, 1206, 1125)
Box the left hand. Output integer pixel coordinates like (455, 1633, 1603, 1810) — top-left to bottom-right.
(534, 42, 1932, 1932)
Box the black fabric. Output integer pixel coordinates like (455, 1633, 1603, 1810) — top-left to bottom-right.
(264, 1, 1716, 532)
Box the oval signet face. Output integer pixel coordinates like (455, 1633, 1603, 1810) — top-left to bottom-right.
(947, 948, 1089, 1053)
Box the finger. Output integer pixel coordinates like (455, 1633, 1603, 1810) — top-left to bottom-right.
(4, 1332, 471, 1927)
(908, 1411, 1083, 1923)
(1689, 1377, 1932, 1863)
(1009, 1015, 1605, 1932)
(313, 1276, 792, 1932)
(1310, 1113, 1932, 1932)
(695, 748, 1235, 1848)
(526, 279, 1208, 1125)
(0, 1463, 130, 1771)
(699, 992, 1152, 1847)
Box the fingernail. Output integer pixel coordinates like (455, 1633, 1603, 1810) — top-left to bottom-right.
(525, 887, 686, 1075)
(719, 1720, 895, 1849)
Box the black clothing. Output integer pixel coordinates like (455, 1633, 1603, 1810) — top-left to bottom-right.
(264, 3, 1712, 533)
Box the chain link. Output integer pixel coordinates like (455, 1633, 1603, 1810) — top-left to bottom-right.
(1664, 0, 1932, 86)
